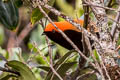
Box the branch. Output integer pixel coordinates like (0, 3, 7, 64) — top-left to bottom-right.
(82, 0, 90, 29)
(32, 42, 63, 80)
(110, 6, 120, 40)
(85, 0, 107, 24)
(17, 22, 33, 45)
(83, 1, 119, 13)
(0, 66, 20, 75)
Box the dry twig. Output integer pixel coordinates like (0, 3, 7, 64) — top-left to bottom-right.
(32, 41, 63, 80)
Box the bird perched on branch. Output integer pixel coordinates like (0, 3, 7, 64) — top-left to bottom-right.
(44, 19, 98, 51)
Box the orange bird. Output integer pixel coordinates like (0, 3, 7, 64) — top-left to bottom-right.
(44, 19, 98, 51)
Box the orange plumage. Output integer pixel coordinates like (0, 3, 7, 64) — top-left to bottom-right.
(45, 19, 83, 32)
(44, 19, 98, 51)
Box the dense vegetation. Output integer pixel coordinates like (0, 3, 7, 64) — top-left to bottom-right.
(0, 0, 120, 80)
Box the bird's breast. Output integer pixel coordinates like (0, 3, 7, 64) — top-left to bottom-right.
(44, 30, 83, 50)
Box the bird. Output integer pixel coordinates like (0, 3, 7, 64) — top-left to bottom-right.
(44, 19, 98, 51)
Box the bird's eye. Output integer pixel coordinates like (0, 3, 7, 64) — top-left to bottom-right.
(52, 29, 56, 33)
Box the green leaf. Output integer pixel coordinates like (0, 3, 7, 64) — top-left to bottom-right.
(13, 0, 23, 8)
(77, 69, 97, 80)
(45, 50, 75, 80)
(70, 68, 97, 80)
(0, 47, 9, 60)
(0, 74, 17, 80)
(53, 62, 77, 80)
(31, 8, 44, 25)
(78, 74, 97, 80)
(6, 60, 36, 80)
(31, 0, 55, 25)
(56, 0, 75, 18)
(46, 62, 77, 80)
(0, 54, 7, 61)
(0, 0, 19, 30)
(93, 50, 100, 61)
(37, 65, 50, 72)
(0, 27, 4, 45)
(0, 72, 9, 80)
(36, 55, 47, 65)
(117, 34, 120, 45)
(55, 50, 75, 65)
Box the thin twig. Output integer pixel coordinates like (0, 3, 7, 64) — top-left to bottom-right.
(17, 22, 33, 45)
(82, 31, 104, 79)
(110, 6, 120, 40)
(82, 0, 89, 29)
(0, 66, 20, 75)
(116, 70, 120, 75)
(32, 42, 63, 80)
(7, 31, 16, 57)
(108, 17, 120, 25)
(77, 71, 95, 80)
(83, 1, 119, 13)
(45, 36, 55, 80)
